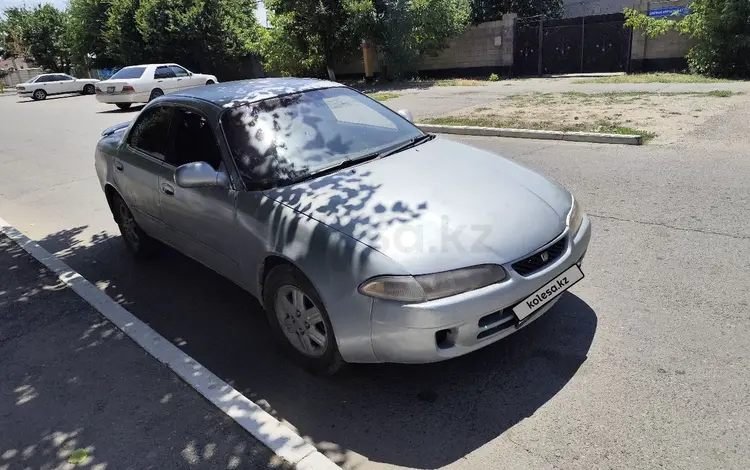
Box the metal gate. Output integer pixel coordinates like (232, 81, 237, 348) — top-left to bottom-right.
(513, 13, 632, 76)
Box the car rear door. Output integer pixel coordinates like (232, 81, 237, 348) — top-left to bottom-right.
(153, 66, 179, 94)
(158, 106, 242, 282)
(115, 105, 176, 239)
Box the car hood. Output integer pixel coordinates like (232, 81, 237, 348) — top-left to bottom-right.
(264, 137, 572, 274)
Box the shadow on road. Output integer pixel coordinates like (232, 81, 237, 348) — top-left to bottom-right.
(31, 225, 597, 469)
(96, 105, 145, 114)
(0, 235, 292, 470)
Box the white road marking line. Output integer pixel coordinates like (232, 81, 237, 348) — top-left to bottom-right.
(0, 217, 340, 470)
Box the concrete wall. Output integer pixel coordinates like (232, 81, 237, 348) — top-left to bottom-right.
(1, 68, 42, 87)
(563, 0, 634, 17)
(336, 14, 516, 78)
(630, 0, 696, 70)
(420, 15, 516, 72)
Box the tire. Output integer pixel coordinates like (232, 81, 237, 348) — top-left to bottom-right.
(115, 103, 131, 110)
(112, 193, 158, 259)
(83, 84, 95, 95)
(149, 88, 164, 101)
(263, 265, 345, 376)
(206, 80, 215, 85)
(32, 89, 47, 101)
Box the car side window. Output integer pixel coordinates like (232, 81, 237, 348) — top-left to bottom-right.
(35, 75, 51, 83)
(169, 66, 189, 77)
(58, 75, 74, 81)
(167, 109, 222, 170)
(154, 66, 176, 79)
(127, 106, 173, 160)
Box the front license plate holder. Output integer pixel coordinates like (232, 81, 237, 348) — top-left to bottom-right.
(512, 265, 584, 322)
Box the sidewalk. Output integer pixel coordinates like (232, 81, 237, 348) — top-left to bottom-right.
(0, 234, 291, 470)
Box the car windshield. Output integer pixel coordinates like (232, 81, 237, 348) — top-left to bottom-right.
(110, 66, 146, 80)
(221, 87, 423, 187)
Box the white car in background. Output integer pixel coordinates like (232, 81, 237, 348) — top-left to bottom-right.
(16, 73, 99, 101)
(95, 63, 218, 110)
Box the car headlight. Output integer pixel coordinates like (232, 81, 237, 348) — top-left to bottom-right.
(358, 265, 507, 303)
(567, 196, 584, 236)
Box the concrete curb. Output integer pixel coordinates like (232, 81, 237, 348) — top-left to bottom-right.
(417, 123, 644, 145)
(0, 217, 341, 470)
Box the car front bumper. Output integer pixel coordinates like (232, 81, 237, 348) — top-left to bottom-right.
(96, 91, 150, 104)
(369, 215, 592, 363)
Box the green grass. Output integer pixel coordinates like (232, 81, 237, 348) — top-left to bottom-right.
(368, 92, 403, 101)
(706, 90, 735, 97)
(421, 115, 657, 141)
(572, 73, 735, 84)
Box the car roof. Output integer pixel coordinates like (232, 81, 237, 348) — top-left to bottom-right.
(172, 78, 345, 108)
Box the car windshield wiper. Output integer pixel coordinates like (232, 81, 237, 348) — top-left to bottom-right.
(379, 133, 435, 159)
(286, 153, 381, 185)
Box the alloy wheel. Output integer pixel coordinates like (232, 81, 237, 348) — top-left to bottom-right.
(274, 285, 328, 357)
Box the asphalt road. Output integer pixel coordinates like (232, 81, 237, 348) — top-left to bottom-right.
(0, 92, 748, 470)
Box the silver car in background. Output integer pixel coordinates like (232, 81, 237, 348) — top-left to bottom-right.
(94, 78, 591, 375)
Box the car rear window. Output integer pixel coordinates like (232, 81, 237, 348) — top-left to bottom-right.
(110, 67, 147, 80)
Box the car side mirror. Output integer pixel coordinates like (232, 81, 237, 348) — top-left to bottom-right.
(397, 109, 413, 122)
(188, 72, 193, 77)
(174, 161, 229, 188)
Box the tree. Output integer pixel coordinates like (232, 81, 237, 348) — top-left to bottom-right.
(624, 0, 750, 77)
(0, 7, 32, 59)
(135, 0, 264, 73)
(104, 0, 148, 65)
(470, 0, 563, 23)
(2, 5, 72, 72)
(67, 0, 117, 69)
(263, 0, 373, 80)
(371, 0, 470, 79)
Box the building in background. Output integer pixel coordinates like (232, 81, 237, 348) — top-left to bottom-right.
(562, 0, 633, 17)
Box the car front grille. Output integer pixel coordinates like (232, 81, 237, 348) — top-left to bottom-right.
(477, 309, 515, 339)
(511, 236, 566, 276)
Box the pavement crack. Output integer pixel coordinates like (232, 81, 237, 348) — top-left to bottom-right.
(589, 213, 750, 241)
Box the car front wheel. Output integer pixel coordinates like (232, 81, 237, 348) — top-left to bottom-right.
(32, 89, 46, 101)
(263, 265, 345, 375)
(115, 103, 131, 110)
(83, 84, 95, 95)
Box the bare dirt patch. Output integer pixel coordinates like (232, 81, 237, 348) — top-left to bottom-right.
(423, 91, 746, 143)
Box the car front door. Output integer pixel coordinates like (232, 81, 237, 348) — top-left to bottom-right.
(153, 66, 179, 94)
(168, 65, 194, 90)
(57, 74, 77, 93)
(158, 106, 242, 282)
(115, 105, 175, 239)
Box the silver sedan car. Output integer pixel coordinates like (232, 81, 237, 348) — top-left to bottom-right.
(95, 78, 591, 375)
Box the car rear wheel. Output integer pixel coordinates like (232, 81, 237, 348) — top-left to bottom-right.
(115, 103, 131, 110)
(83, 84, 95, 95)
(112, 194, 158, 259)
(263, 265, 345, 376)
(206, 80, 215, 85)
(32, 89, 46, 101)
(149, 88, 164, 101)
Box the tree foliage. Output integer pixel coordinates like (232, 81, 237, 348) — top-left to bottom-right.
(624, 0, 750, 77)
(371, 0, 470, 78)
(263, 0, 371, 79)
(469, 0, 563, 23)
(66, 0, 115, 68)
(1, 0, 263, 76)
(262, 0, 470, 79)
(0, 5, 71, 72)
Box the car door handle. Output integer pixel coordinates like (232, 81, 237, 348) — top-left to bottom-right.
(162, 183, 175, 196)
(177, 78, 183, 81)
(115, 162, 123, 171)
